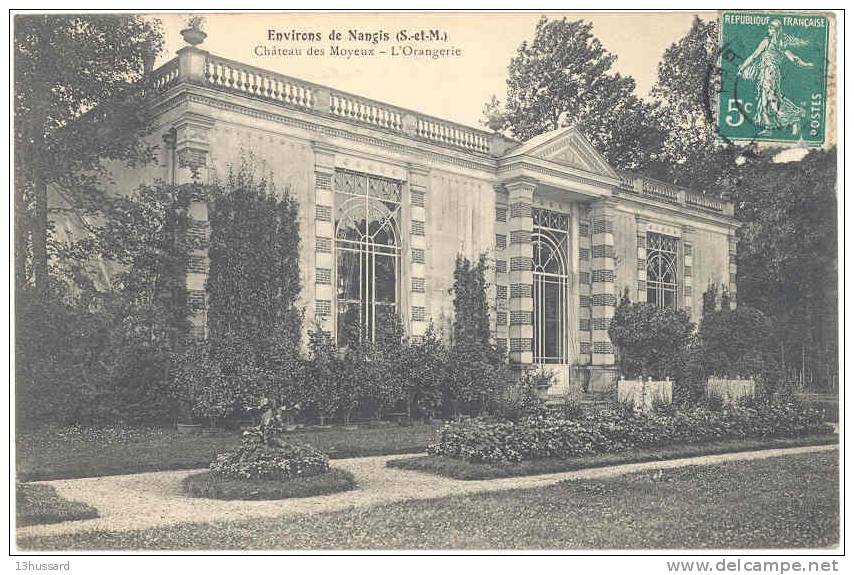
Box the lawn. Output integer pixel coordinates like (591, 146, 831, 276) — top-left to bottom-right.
(387, 435, 839, 479)
(17, 423, 438, 481)
(16, 484, 98, 527)
(18, 451, 839, 550)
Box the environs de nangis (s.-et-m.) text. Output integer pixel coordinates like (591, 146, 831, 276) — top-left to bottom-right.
(255, 26, 463, 60)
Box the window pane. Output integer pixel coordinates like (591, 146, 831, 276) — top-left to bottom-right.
(374, 254, 397, 304)
(532, 208, 569, 364)
(335, 194, 365, 241)
(543, 281, 561, 363)
(663, 289, 676, 309)
(337, 302, 361, 346)
(374, 304, 399, 345)
(337, 249, 361, 301)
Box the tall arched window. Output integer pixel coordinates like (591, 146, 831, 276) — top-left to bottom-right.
(646, 232, 678, 308)
(334, 170, 402, 344)
(532, 208, 569, 364)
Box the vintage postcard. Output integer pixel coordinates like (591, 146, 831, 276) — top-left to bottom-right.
(10, 9, 841, 560)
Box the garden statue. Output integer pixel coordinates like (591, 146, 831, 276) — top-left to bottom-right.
(243, 397, 301, 448)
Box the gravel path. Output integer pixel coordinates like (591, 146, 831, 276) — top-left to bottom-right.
(17, 444, 837, 539)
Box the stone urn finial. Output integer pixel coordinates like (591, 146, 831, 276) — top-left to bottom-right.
(181, 15, 207, 46)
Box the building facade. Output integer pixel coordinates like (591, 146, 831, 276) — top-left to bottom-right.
(110, 41, 739, 396)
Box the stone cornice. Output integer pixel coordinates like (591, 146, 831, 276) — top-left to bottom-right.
(613, 190, 741, 231)
(147, 83, 740, 229)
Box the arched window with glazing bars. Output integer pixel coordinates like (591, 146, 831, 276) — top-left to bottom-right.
(334, 170, 402, 344)
(646, 232, 679, 308)
(532, 208, 569, 364)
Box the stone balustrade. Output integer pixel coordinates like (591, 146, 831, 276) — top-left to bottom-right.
(203, 55, 314, 109)
(150, 58, 180, 94)
(617, 170, 733, 216)
(149, 52, 493, 155)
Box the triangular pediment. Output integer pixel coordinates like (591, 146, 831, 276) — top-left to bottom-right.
(508, 126, 618, 179)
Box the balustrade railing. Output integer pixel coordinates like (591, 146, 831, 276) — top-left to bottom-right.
(204, 56, 314, 109)
(148, 54, 493, 155)
(150, 58, 180, 94)
(329, 92, 403, 131)
(617, 170, 729, 214)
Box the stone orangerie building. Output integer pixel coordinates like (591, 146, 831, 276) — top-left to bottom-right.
(104, 34, 739, 397)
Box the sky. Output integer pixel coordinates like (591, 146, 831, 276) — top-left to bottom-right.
(150, 12, 713, 129)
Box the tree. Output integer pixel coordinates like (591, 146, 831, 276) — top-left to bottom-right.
(496, 17, 664, 170)
(446, 255, 504, 415)
(304, 325, 340, 425)
(205, 162, 303, 411)
(14, 14, 163, 290)
(735, 149, 837, 390)
(647, 16, 775, 193)
(18, 180, 197, 426)
(402, 323, 446, 420)
(698, 296, 777, 384)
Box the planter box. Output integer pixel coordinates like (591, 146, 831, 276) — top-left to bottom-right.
(617, 378, 673, 413)
(708, 377, 755, 405)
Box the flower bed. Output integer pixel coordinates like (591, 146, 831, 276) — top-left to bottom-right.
(183, 468, 356, 500)
(390, 435, 837, 480)
(426, 402, 833, 463)
(210, 441, 330, 480)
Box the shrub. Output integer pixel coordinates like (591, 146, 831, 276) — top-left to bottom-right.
(427, 401, 832, 463)
(608, 290, 694, 380)
(183, 468, 355, 500)
(699, 297, 778, 388)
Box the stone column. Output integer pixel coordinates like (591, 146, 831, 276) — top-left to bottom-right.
(635, 216, 649, 303)
(565, 205, 579, 368)
(493, 186, 509, 354)
(590, 199, 617, 375)
(173, 113, 214, 341)
(682, 225, 696, 319)
(408, 165, 430, 340)
(312, 143, 336, 332)
(505, 178, 536, 365)
(576, 204, 592, 364)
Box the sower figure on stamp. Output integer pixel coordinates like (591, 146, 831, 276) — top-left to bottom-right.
(737, 19, 815, 136)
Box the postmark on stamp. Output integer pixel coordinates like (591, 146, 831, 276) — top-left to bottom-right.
(717, 12, 829, 145)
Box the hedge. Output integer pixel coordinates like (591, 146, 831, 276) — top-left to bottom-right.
(427, 402, 833, 463)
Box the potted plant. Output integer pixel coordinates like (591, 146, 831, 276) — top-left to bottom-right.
(180, 16, 207, 46)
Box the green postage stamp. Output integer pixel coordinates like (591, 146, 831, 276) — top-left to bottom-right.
(718, 12, 829, 145)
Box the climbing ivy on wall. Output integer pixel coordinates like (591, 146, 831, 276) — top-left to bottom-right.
(203, 162, 303, 412)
